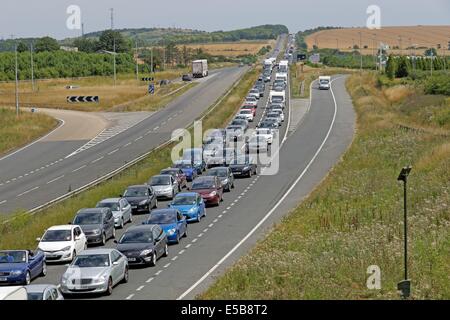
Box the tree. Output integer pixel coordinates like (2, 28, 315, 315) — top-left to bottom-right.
(35, 36, 60, 52)
(98, 30, 130, 53)
(424, 48, 437, 57)
(395, 56, 409, 78)
(17, 42, 29, 53)
(73, 38, 99, 53)
(385, 55, 396, 79)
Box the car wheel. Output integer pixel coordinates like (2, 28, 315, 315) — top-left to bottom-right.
(175, 232, 180, 244)
(183, 228, 188, 238)
(122, 266, 129, 283)
(112, 228, 116, 239)
(248, 170, 252, 177)
(196, 212, 201, 223)
(150, 253, 157, 267)
(163, 243, 169, 257)
(101, 233, 106, 246)
(40, 262, 47, 277)
(154, 199, 158, 209)
(72, 250, 77, 261)
(231, 182, 235, 189)
(24, 271, 31, 285)
(129, 213, 133, 223)
(120, 218, 124, 229)
(106, 277, 113, 296)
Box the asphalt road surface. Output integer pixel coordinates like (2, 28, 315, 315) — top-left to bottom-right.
(30, 72, 356, 300)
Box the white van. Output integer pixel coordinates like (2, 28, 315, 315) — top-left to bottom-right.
(0, 286, 28, 300)
(269, 90, 285, 104)
(275, 72, 288, 84)
(319, 76, 331, 90)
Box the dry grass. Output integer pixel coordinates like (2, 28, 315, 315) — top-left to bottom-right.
(305, 26, 450, 55)
(184, 40, 275, 57)
(0, 108, 57, 156)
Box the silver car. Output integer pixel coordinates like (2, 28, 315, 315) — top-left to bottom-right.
(96, 198, 133, 229)
(149, 174, 178, 199)
(60, 249, 128, 296)
(26, 284, 64, 300)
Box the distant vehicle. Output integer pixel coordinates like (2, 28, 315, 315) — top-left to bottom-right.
(206, 147, 236, 168)
(173, 160, 198, 182)
(229, 155, 257, 177)
(258, 120, 279, 131)
(159, 79, 171, 86)
(225, 126, 245, 143)
(190, 176, 224, 206)
(230, 118, 249, 131)
(265, 112, 283, 126)
(261, 116, 281, 128)
(248, 88, 260, 100)
(60, 249, 129, 296)
(0, 286, 28, 300)
(169, 192, 206, 222)
(144, 209, 187, 244)
(244, 96, 258, 106)
(254, 128, 274, 144)
(148, 174, 179, 200)
(96, 198, 133, 229)
(182, 148, 206, 174)
(269, 90, 286, 104)
(26, 284, 64, 300)
(0, 250, 46, 285)
(268, 102, 285, 110)
(319, 76, 331, 90)
(116, 225, 168, 267)
(275, 72, 288, 83)
(205, 167, 235, 192)
(192, 59, 208, 78)
(182, 74, 192, 81)
(241, 104, 256, 116)
(247, 136, 269, 153)
(37, 225, 87, 263)
(254, 84, 265, 97)
(268, 109, 285, 122)
(72, 208, 115, 246)
(279, 60, 289, 73)
(160, 168, 187, 191)
(122, 185, 158, 214)
(238, 109, 254, 122)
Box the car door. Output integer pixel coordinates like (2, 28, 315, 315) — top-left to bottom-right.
(74, 227, 86, 252)
(110, 250, 123, 285)
(177, 211, 186, 235)
(106, 211, 114, 238)
(28, 251, 40, 278)
(197, 195, 205, 215)
(153, 226, 164, 258)
(121, 199, 131, 222)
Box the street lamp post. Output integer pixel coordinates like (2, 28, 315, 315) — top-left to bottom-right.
(30, 42, 35, 92)
(14, 40, 19, 117)
(113, 37, 116, 86)
(397, 165, 412, 299)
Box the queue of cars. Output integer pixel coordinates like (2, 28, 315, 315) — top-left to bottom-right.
(0, 50, 290, 299)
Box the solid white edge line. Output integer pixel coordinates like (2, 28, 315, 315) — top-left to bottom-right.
(176, 75, 343, 300)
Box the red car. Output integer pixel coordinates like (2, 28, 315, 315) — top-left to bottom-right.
(190, 176, 223, 206)
(160, 168, 188, 191)
(241, 104, 257, 116)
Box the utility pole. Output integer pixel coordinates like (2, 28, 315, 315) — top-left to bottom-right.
(150, 47, 154, 74)
(359, 32, 363, 78)
(81, 23, 85, 37)
(14, 38, 19, 117)
(30, 41, 35, 92)
(135, 39, 139, 81)
(430, 50, 433, 76)
(110, 8, 114, 30)
(398, 35, 402, 56)
(113, 37, 116, 86)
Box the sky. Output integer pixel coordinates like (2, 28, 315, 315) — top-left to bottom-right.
(1, 0, 449, 39)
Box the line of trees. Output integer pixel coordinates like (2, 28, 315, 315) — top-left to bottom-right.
(385, 54, 449, 79)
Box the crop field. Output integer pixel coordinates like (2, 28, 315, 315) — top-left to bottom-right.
(184, 40, 275, 57)
(305, 26, 450, 56)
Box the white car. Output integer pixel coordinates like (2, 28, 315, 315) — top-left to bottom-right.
(37, 225, 87, 263)
(254, 128, 274, 144)
(96, 198, 132, 229)
(269, 109, 284, 122)
(247, 136, 269, 153)
(244, 96, 258, 106)
(238, 109, 254, 122)
(248, 89, 260, 100)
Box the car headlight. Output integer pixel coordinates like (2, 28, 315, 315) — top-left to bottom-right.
(139, 200, 148, 205)
(167, 228, 176, 236)
(10, 270, 23, 276)
(243, 166, 250, 171)
(140, 249, 152, 256)
(61, 246, 71, 252)
(223, 178, 229, 184)
(94, 275, 107, 283)
(92, 229, 101, 235)
(209, 191, 217, 197)
(188, 207, 197, 213)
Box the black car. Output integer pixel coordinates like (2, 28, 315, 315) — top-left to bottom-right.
(229, 156, 257, 178)
(205, 167, 235, 192)
(182, 74, 192, 81)
(258, 120, 279, 130)
(72, 208, 115, 246)
(122, 185, 157, 214)
(115, 225, 168, 266)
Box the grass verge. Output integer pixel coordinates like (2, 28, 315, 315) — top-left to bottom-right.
(200, 72, 450, 300)
(0, 66, 260, 250)
(0, 108, 57, 156)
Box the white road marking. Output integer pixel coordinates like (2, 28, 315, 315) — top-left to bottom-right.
(17, 186, 40, 197)
(203, 228, 208, 233)
(178, 250, 185, 255)
(108, 148, 119, 155)
(163, 263, 171, 268)
(135, 136, 143, 141)
(155, 270, 162, 275)
(185, 244, 191, 248)
(176, 76, 342, 300)
(72, 165, 86, 173)
(198, 233, 203, 238)
(124, 142, 132, 147)
(213, 219, 218, 223)
(46, 175, 65, 184)
(136, 285, 145, 291)
(218, 215, 223, 218)
(146, 277, 154, 283)
(92, 156, 104, 164)
(0, 200, 6, 205)
(171, 256, 178, 261)
(126, 294, 135, 300)
(192, 238, 198, 243)
(226, 207, 231, 210)
(208, 223, 214, 228)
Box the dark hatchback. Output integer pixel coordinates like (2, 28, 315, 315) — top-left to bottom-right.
(229, 156, 257, 178)
(122, 185, 157, 214)
(72, 208, 115, 246)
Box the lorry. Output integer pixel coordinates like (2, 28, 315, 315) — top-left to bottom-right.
(192, 59, 208, 78)
(278, 60, 289, 73)
(275, 72, 288, 84)
(269, 90, 286, 104)
(318, 76, 331, 90)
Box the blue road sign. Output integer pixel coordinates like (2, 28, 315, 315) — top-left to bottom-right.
(148, 84, 155, 95)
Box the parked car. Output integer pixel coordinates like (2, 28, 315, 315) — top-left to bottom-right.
(72, 208, 115, 246)
(229, 155, 258, 177)
(173, 160, 198, 182)
(59, 249, 129, 296)
(148, 174, 178, 200)
(122, 185, 158, 214)
(160, 168, 187, 190)
(144, 208, 187, 243)
(37, 225, 87, 263)
(26, 284, 64, 300)
(169, 192, 206, 222)
(96, 198, 132, 229)
(182, 74, 192, 81)
(115, 225, 168, 267)
(205, 167, 235, 192)
(190, 176, 224, 206)
(0, 250, 46, 285)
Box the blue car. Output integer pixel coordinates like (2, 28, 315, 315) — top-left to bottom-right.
(182, 148, 207, 174)
(0, 250, 46, 285)
(144, 209, 187, 244)
(174, 160, 198, 182)
(169, 192, 206, 223)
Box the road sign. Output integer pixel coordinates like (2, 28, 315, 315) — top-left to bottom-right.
(66, 96, 99, 103)
(148, 84, 155, 95)
(141, 77, 154, 81)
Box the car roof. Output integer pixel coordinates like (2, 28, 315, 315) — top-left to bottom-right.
(99, 198, 121, 203)
(194, 176, 215, 181)
(125, 225, 155, 232)
(47, 225, 74, 231)
(127, 185, 148, 189)
(176, 192, 198, 197)
(25, 284, 55, 292)
(151, 174, 171, 178)
(77, 208, 108, 214)
(150, 208, 177, 215)
(78, 248, 116, 255)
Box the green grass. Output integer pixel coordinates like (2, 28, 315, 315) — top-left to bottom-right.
(200, 72, 450, 300)
(0, 66, 260, 250)
(0, 108, 57, 156)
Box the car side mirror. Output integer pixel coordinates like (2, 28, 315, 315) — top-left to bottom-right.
(187, 187, 191, 191)
(74, 236, 80, 241)
(112, 261, 119, 266)
(113, 240, 118, 244)
(68, 222, 72, 225)
(36, 237, 41, 242)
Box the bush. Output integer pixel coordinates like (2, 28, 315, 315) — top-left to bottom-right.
(424, 74, 450, 95)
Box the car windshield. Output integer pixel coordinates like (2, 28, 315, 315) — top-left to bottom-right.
(119, 230, 153, 244)
(161, 170, 176, 176)
(320, 79, 329, 84)
(173, 195, 197, 205)
(41, 230, 72, 242)
(231, 157, 249, 165)
(240, 110, 251, 114)
(192, 179, 214, 189)
(257, 129, 270, 135)
(73, 254, 110, 268)
(0, 251, 26, 263)
(97, 202, 119, 211)
(146, 213, 176, 224)
(207, 169, 227, 177)
(124, 188, 148, 197)
(73, 212, 102, 225)
(267, 114, 278, 118)
(27, 292, 44, 300)
(150, 176, 171, 186)
(175, 162, 192, 169)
